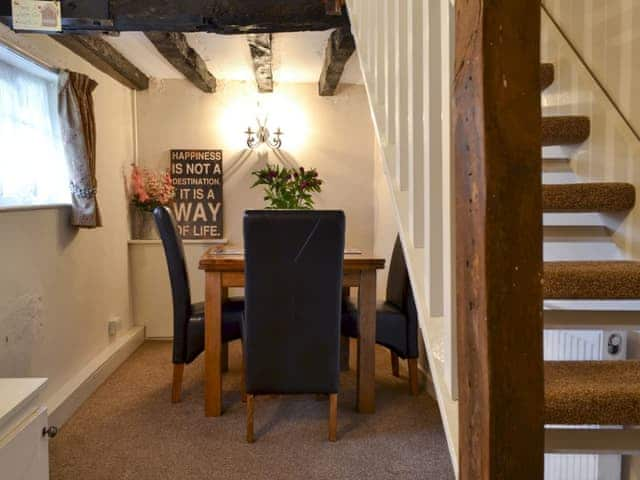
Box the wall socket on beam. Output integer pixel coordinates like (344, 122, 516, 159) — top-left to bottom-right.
(108, 316, 121, 337)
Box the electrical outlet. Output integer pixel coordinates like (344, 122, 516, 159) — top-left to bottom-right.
(108, 316, 121, 337)
(603, 330, 627, 360)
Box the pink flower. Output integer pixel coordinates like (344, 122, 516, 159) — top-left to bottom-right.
(129, 165, 175, 210)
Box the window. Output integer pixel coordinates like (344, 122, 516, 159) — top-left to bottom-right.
(0, 45, 69, 208)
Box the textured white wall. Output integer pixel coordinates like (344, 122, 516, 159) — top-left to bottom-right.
(541, 11, 640, 260)
(0, 26, 135, 409)
(543, 0, 640, 135)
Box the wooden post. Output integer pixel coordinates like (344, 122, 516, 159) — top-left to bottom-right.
(454, 1, 543, 478)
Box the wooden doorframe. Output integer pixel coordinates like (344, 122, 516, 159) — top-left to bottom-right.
(454, 1, 544, 478)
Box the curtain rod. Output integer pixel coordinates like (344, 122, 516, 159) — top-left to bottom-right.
(0, 36, 60, 74)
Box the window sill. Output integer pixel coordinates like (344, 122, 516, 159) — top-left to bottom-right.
(0, 203, 71, 213)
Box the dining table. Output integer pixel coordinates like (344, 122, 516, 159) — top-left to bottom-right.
(198, 246, 385, 417)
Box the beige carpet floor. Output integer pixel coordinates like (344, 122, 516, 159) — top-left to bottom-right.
(50, 340, 454, 480)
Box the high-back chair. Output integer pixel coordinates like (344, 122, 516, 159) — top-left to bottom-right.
(342, 236, 420, 394)
(242, 210, 345, 442)
(153, 206, 244, 403)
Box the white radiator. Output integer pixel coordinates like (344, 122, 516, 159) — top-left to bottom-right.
(544, 330, 625, 480)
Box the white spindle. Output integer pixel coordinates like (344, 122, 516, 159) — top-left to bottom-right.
(351, 0, 360, 39)
(408, 0, 425, 248)
(394, 1, 409, 191)
(345, 0, 460, 465)
(367, 5, 376, 99)
(440, 0, 457, 401)
(375, 0, 387, 141)
(424, 0, 444, 317)
(384, 0, 397, 149)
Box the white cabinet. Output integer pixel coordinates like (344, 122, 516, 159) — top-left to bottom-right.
(0, 379, 50, 480)
(0, 408, 49, 480)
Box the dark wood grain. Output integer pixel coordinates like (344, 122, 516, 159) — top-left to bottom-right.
(246, 394, 255, 443)
(390, 351, 400, 377)
(53, 35, 149, 90)
(356, 269, 376, 414)
(145, 32, 216, 93)
(328, 393, 338, 441)
(199, 249, 385, 272)
(340, 335, 350, 371)
(323, 0, 344, 16)
(171, 363, 184, 403)
(247, 34, 273, 93)
(318, 27, 355, 96)
(454, 0, 544, 478)
(0, 0, 350, 33)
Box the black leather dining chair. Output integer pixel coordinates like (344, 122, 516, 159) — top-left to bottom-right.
(153, 206, 244, 403)
(242, 210, 345, 442)
(341, 236, 420, 395)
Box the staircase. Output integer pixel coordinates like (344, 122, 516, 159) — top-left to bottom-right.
(540, 59, 640, 463)
(347, 0, 640, 477)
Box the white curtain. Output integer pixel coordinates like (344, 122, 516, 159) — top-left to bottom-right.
(0, 55, 69, 207)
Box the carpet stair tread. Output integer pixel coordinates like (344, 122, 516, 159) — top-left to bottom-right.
(544, 261, 640, 299)
(541, 63, 555, 91)
(543, 182, 635, 212)
(545, 360, 640, 425)
(542, 116, 590, 146)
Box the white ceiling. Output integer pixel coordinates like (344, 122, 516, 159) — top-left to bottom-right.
(104, 31, 363, 85)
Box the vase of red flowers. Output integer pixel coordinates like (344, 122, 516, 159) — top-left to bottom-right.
(128, 165, 175, 239)
(251, 164, 322, 209)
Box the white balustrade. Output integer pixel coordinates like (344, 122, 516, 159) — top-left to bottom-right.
(346, 0, 460, 466)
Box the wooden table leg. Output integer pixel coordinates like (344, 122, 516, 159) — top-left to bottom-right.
(356, 270, 376, 413)
(340, 336, 351, 372)
(221, 342, 229, 373)
(205, 271, 223, 417)
(340, 286, 351, 371)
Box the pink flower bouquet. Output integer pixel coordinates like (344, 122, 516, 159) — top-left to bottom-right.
(129, 165, 175, 212)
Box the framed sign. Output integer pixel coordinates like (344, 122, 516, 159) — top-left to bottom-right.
(12, 0, 62, 32)
(170, 149, 223, 239)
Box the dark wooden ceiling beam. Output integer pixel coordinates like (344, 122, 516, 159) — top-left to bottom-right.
(0, 0, 350, 34)
(318, 27, 355, 96)
(52, 35, 149, 90)
(323, 0, 345, 16)
(247, 34, 273, 93)
(145, 32, 216, 93)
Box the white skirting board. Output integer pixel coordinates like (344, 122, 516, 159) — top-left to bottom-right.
(47, 326, 145, 427)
